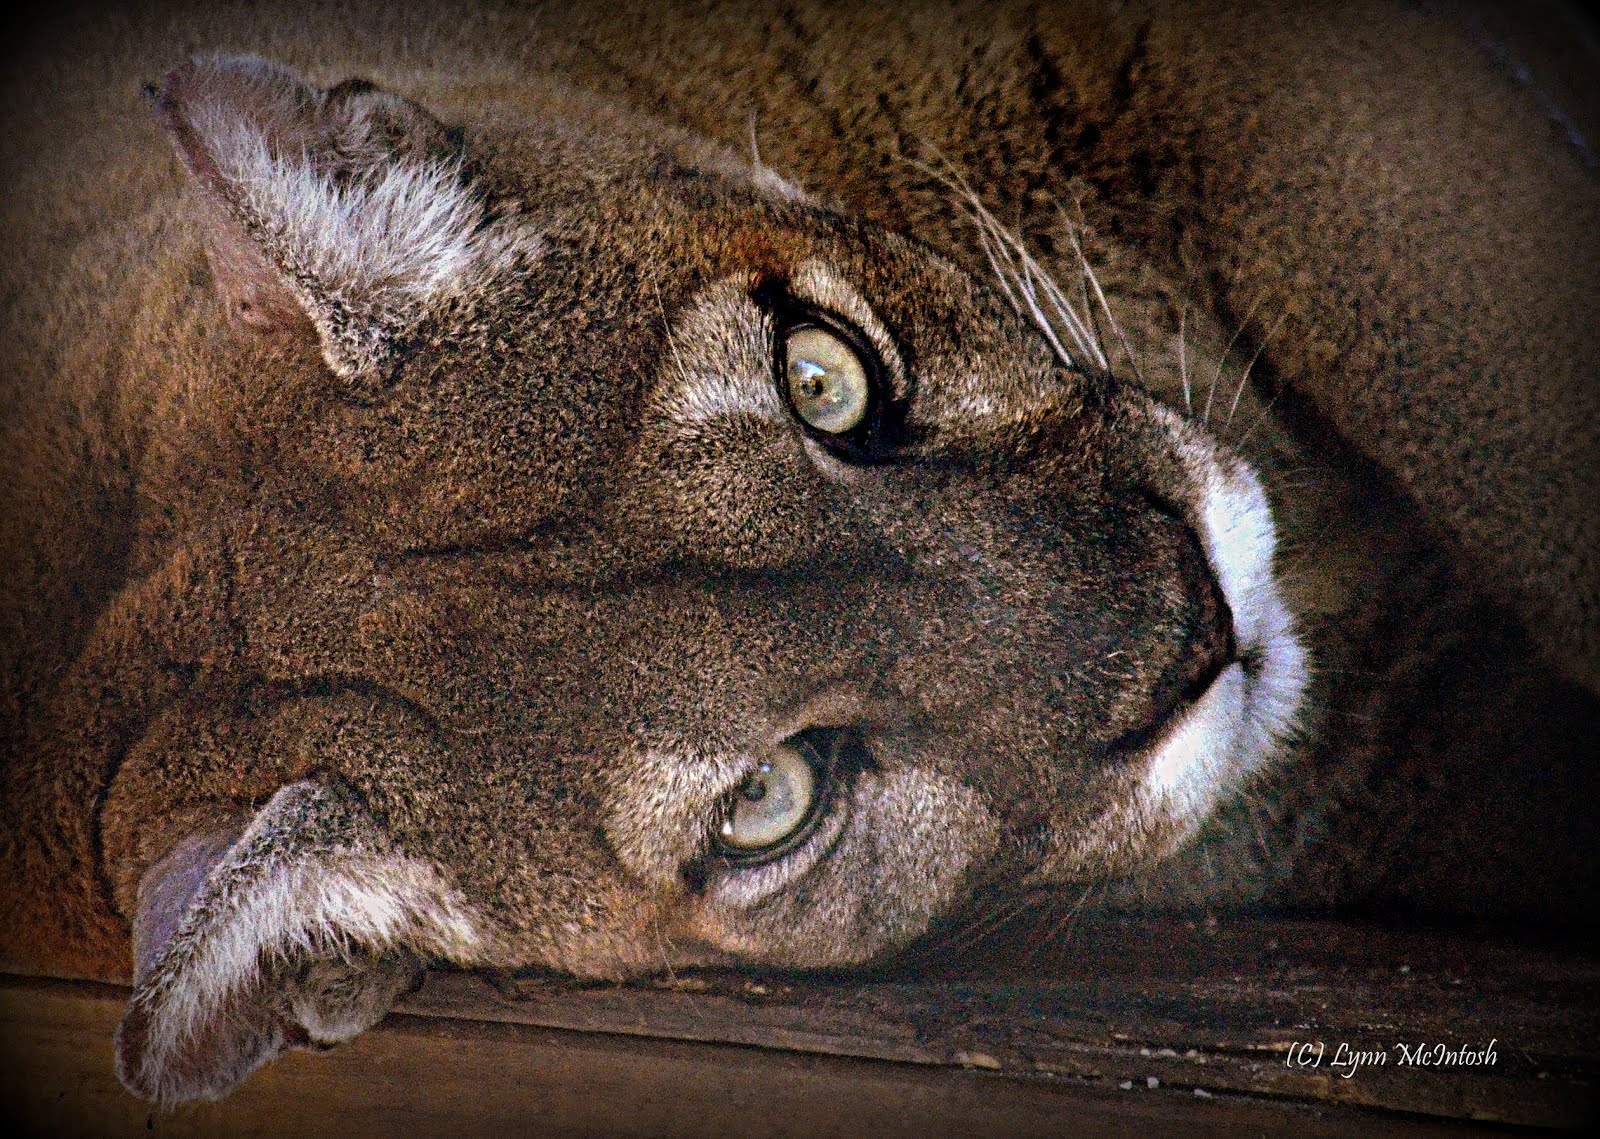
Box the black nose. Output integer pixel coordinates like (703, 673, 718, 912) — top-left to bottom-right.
(1165, 530, 1238, 712)
(1125, 526, 1237, 749)
(1094, 514, 1239, 760)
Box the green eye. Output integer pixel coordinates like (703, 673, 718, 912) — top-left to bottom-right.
(784, 325, 870, 435)
(717, 743, 818, 855)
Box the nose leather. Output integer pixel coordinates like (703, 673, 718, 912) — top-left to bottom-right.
(1159, 528, 1238, 717)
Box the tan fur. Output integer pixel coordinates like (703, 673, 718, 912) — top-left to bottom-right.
(1, 0, 1595, 1103)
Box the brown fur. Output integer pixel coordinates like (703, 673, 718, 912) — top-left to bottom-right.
(1, 0, 1595, 1103)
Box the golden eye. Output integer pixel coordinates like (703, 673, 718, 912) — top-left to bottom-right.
(784, 325, 870, 435)
(717, 743, 818, 854)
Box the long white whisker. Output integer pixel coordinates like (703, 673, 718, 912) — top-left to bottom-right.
(1015, 263, 1078, 368)
(1063, 208, 1138, 382)
(1225, 309, 1289, 429)
(981, 213, 1080, 370)
(903, 149, 1108, 373)
(1178, 303, 1191, 412)
(974, 221, 1023, 313)
(1022, 230, 1105, 369)
(1204, 291, 1268, 427)
(970, 208, 1076, 369)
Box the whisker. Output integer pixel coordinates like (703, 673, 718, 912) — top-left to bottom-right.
(1023, 882, 1100, 968)
(1230, 390, 1281, 450)
(1224, 308, 1290, 429)
(1178, 303, 1191, 413)
(651, 276, 695, 382)
(928, 896, 1028, 958)
(902, 149, 1109, 374)
(1204, 291, 1269, 427)
(901, 887, 1043, 967)
(1061, 201, 1140, 383)
(649, 918, 713, 1029)
(1248, 800, 1277, 862)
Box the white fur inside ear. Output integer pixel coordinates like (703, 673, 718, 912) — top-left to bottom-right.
(149, 847, 484, 1047)
(209, 115, 493, 289)
(174, 57, 542, 379)
(119, 782, 488, 1104)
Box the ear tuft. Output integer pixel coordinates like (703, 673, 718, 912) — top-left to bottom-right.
(155, 55, 540, 387)
(115, 781, 485, 1104)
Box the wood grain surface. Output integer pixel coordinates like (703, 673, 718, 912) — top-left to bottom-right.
(3, 914, 1594, 1135)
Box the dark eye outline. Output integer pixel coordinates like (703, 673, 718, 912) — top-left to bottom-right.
(762, 297, 903, 462)
(709, 731, 844, 867)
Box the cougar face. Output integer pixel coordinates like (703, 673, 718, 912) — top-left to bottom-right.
(418, 187, 1308, 973)
(6, 54, 1307, 1102)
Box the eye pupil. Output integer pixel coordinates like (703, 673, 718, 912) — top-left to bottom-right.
(739, 772, 770, 803)
(795, 362, 827, 399)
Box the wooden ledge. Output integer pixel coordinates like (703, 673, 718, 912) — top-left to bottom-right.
(3, 915, 1594, 1135)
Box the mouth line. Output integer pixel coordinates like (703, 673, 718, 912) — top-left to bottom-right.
(1138, 659, 1251, 811)
(1102, 642, 1240, 764)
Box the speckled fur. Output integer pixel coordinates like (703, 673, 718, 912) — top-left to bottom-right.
(1, 0, 1596, 1104)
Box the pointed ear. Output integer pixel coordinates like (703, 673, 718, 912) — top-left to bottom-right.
(153, 55, 539, 389)
(115, 781, 486, 1104)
